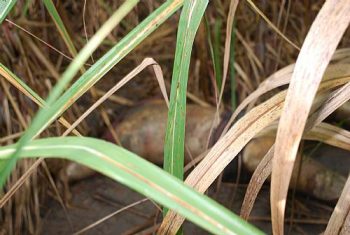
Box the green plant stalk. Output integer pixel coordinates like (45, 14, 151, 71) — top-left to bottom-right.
(0, 137, 263, 235)
(0, 0, 183, 187)
(164, 0, 208, 180)
(205, 15, 215, 81)
(213, 19, 223, 90)
(163, 0, 208, 218)
(205, 14, 222, 92)
(43, 0, 78, 58)
(230, 20, 236, 110)
(161, 5, 208, 230)
(21, 0, 32, 17)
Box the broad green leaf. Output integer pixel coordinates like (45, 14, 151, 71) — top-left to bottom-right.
(2, 0, 136, 181)
(0, 0, 183, 187)
(0, 137, 263, 235)
(164, 0, 208, 182)
(0, 0, 16, 23)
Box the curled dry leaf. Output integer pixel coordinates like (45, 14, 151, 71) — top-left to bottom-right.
(63, 57, 169, 136)
(270, 0, 350, 233)
(243, 133, 346, 202)
(241, 81, 350, 221)
(158, 91, 286, 234)
(223, 59, 350, 134)
(240, 123, 350, 220)
(261, 122, 350, 153)
(158, 76, 350, 234)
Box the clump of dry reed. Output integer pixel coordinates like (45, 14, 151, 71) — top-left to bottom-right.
(1, 0, 350, 234)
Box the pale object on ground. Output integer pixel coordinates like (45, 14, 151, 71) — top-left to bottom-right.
(243, 136, 346, 201)
(64, 101, 221, 182)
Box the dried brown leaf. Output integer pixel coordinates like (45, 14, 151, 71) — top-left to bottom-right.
(340, 209, 350, 235)
(325, 175, 350, 235)
(270, 1, 350, 233)
(221, 0, 239, 96)
(158, 76, 350, 234)
(241, 81, 350, 221)
(223, 60, 350, 134)
(63, 57, 169, 135)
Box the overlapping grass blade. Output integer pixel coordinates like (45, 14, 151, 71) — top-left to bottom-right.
(245, 0, 300, 51)
(257, 122, 350, 151)
(0, 137, 263, 235)
(42, 0, 140, 146)
(0, 0, 183, 187)
(0, 0, 17, 23)
(0, 0, 138, 185)
(270, 1, 350, 233)
(42, 0, 79, 59)
(0, 63, 80, 136)
(160, 90, 286, 234)
(63, 57, 169, 135)
(241, 80, 350, 220)
(223, 58, 350, 134)
(164, 0, 208, 182)
(159, 74, 350, 233)
(229, 20, 236, 109)
(0, 56, 168, 207)
(239, 121, 350, 220)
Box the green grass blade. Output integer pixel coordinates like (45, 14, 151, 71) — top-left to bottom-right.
(0, 0, 138, 186)
(0, 0, 183, 187)
(0, 63, 81, 135)
(41, 0, 139, 106)
(0, 137, 264, 235)
(21, 0, 32, 17)
(0, 0, 16, 23)
(205, 15, 222, 92)
(42, 0, 79, 58)
(164, 0, 208, 181)
(213, 19, 223, 90)
(230, 20, 236, 109)
(163, 0, 208, 223)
